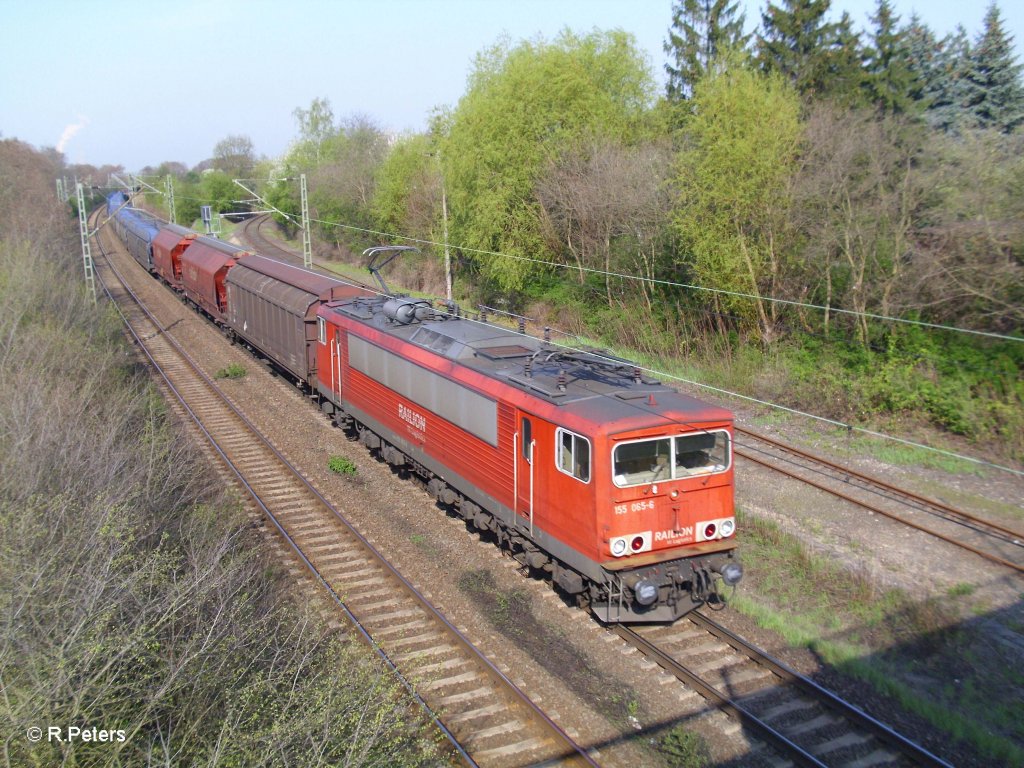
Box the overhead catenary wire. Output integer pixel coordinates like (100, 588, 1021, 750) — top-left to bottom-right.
(305, 216, 1024, 344)
(260, 215, 1021, 479)
(465, 313, 1024, 479)
(309, 255, 1024, 479)
(115, 194, 1022, 477)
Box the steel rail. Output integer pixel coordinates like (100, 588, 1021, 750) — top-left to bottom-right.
(614, 626, 830, 768)
(737, 426, 1024, 543)
(689, 612, 953, 768)
(88, 210, 475, 766)
(734, 445, 1024, 574)
(618, 620, 954, 768)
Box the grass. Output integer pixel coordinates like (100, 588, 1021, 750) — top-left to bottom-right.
(832, 432, 989, 475)
(658, 727, 712, 768)
(733, 507, 1024, 765)
(214, 362, 247, 379)
(947, 582, 976, 597)
(327, 455, 357, 475)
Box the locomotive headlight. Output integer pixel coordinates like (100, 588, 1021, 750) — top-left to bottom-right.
(611, 538, 628, 557)
(634, 579, 659, 606)
(720, 518, 735, 537)
(716, 562, 744, 586)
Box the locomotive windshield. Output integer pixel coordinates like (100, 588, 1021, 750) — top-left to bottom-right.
(612, 430, 730, 487)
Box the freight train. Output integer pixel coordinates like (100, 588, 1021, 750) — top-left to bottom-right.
(105, 191, 743, 622)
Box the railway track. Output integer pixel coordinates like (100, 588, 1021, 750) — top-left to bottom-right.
(734, 428, 1024, 575)
(91, 210, 599, 768)
(617, 613, 951, 768)
(237, 213, 366, 280)
(236, 213, 298, 262)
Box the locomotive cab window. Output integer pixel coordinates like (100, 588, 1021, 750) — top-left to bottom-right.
(674, 431, 729, 477)
(556, 428, 590, 483)
(317, 316, 326, 345)
(613, 430, 730, 487)
(521, 417, 532, 462)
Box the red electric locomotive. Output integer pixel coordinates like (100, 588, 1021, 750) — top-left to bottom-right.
(314, 263, 742, 622)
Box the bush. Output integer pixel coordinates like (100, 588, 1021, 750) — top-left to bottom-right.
(0, 142, 437, 767)
(215, 362, 247, 379)
(659, 727, 711, 768)
(328, 455, 358, 475)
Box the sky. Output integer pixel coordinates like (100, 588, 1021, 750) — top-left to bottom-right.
(2, 0, 1022, 172)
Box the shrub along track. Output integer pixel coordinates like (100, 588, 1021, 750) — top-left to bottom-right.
(733, 429, 1024, 575)
(90, 209, 598, 768)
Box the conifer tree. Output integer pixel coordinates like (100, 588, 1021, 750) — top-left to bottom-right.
(864, 0, 919, 113)
(757, 0, 864, 101)
(962, 2, 1024, 132)
(828, 12, 869, 103)
(664, 0, 751, 100)
(925, 26, 972, 132)
(903, 14, 940, 106)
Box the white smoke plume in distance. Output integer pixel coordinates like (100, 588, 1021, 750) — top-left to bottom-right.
(57, 116, 90, 153)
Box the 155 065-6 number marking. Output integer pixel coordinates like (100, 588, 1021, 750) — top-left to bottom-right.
(614, 499, 656, 515)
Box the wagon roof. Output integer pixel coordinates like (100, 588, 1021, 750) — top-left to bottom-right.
(324, 296, 732, 428)
(229, 254, 370, 301)
(153, 225, 196, 248)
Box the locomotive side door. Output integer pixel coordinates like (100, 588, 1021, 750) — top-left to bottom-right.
(514, 412, 538, 531)
(328, 327, 343, 400)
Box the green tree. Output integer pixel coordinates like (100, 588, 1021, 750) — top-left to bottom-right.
(443, 29, 657, 295)
(309, 114, 390, 243)
(757, 0, 864, 101)
(371, 132, 437, 240)
(863, 0, 920, 113)
(212, 134, 255, 179)
(923, 25, 972, 132)
(903, 14, 941, 106)
(673, 51, 803, 340)
(962, 2, 1024, 132)
(663, 0, 751, 100)
(293, 96, 337, 165)
(828, 12, 870, 102)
